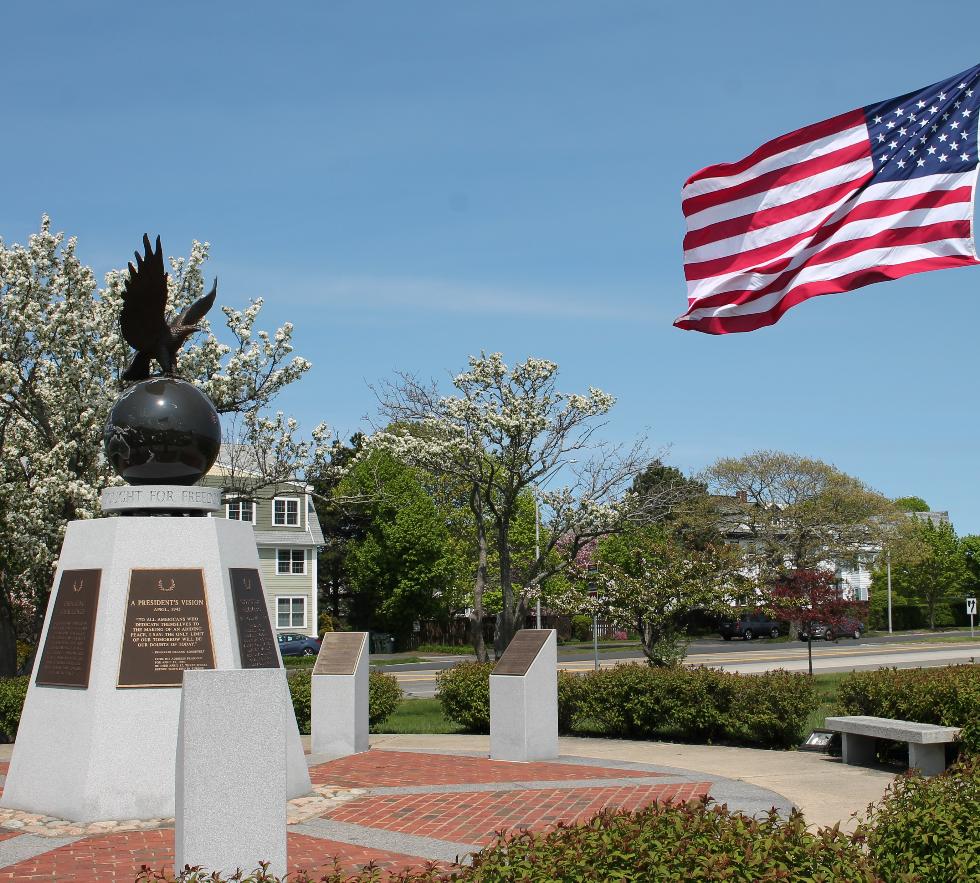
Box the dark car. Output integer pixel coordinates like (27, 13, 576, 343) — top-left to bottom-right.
(799, 618, 865, 641)
(718, 613, 784, 641)
(277, 632, 321, 657)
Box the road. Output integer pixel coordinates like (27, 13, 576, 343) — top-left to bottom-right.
(385, 634, 980, 697)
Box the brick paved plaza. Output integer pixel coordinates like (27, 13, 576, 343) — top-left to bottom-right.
(0, 750, 733, 881)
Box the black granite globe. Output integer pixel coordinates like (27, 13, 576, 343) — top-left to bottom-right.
(104, 378, 221, 485)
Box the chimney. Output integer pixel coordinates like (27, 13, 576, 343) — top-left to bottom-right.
(735, 491, 748, 504)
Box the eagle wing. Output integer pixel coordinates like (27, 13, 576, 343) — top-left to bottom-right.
(173, 278, 217, 329)
(120, 234, 168, 352)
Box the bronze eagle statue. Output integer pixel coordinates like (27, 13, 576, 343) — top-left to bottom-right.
(120, 234, 217, 381)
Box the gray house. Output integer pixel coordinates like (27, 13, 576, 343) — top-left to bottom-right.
(202, 467, 324, 638)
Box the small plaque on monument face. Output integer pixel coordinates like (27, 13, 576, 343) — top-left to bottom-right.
(118, 569, 216, 688)
(313, 632, 366, 676)
(36, 569, 102, 688)
(230, 568, 280, 669)
(492, 629, 550, 676)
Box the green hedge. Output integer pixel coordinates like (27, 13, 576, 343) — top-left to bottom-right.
(286, 668, 403, 734)
(436, 663, 814, 749)
(837, 665, 980, 754)
(0, 677, 28, 742)
(863, 757, 980, 882)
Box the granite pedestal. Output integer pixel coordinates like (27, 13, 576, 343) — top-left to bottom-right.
(311, 632, 369, 757)
(489, 629, 558, 762)
(176, 669, 287, 877)
(2, 509, 311, 823)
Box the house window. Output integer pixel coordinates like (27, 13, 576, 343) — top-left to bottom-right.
(273, 497, 300, 526)
(276, 548, 306, 575)
(226, 499, 255, 523)
(276, 596, 306, 629)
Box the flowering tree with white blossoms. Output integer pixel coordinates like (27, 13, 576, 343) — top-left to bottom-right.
(369, 353, 680, 661)
(555, 527, 750, 666)
(0, 218, 328, 674)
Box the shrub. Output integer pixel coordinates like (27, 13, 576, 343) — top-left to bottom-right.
(573, 665, 813, 748)
(436, 662, 814, 748)
(467, 801, 873, 882)
(369, 669, 403, 727)
(436, 662, 492, 731)
(570, 614, 593, 642)
(863, 758, 980, 882)
(287, 668, 403, 733)
(0, 677, 28, 742)
(837, 665, 980, 754)
(286, 669, 312, 732)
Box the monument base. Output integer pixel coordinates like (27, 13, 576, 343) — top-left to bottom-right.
(1, 516, 311, 823)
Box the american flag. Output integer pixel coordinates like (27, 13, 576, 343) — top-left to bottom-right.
(675, 64, 980, 334)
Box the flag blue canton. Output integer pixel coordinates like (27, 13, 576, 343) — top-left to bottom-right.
(865, 64, 980, 182)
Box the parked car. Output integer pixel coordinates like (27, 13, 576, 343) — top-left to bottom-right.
(799, 618, 865, 641)
(277, 632, 321, 656)
(718, 613, 784, 641)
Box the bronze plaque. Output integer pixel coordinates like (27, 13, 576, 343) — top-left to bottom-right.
(36, 569, 102, 688)
(230, 568, 280, 669)
(313, 632, 366, 676)
(118, 569, 216, 688)
(493, 629, 551, 676)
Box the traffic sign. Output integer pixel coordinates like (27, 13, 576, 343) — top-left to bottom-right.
(968, 598, 977, 616)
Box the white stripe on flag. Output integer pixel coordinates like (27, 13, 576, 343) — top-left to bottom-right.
(682, 124, 870, 198)
(684, 239, 974, 322)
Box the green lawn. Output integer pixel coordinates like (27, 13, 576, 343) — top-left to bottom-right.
(806, 672, 849, 733)
(373, 698, 465, 734)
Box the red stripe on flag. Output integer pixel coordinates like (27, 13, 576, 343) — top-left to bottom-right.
(683, 176, 872, 251)
(674, 254, 979, 334)
(684, 188, 974, 282)
(687, 220, 973, 311)
(682, 140, 872, 217)
(684, 109, 867, 187)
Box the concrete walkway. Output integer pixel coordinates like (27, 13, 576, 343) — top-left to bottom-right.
(368, 734, 898, 830)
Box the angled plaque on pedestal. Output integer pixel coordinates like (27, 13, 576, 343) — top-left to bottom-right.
(311, 632, 369, 757)
(490, 629, 558, 762)
(2, 512, 311, 823)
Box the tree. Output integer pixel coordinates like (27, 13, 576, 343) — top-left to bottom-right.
(337, 450, 468, 644)
(0, 218, 324, 674)
(872, 518, 967, 629)
(766, 569, 866, 674)
(632, 460, 720, 550)
(368, 353, 671, 660)
(893, 496, 930, 513)
(556, 525, 747, 666)
(703, 451, 894, 583)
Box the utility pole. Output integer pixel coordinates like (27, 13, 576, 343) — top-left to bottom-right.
(534, 497, 541, 629)
(887, 547, 893, 634)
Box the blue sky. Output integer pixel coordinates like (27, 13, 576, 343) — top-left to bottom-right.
(4, 2, 980, 530)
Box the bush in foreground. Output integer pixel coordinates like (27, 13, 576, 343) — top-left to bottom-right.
(436, 662, 814, 748)
(862, 757, 980, 882)
(0, 677, 28, 742)
(837, 665, 980, 754)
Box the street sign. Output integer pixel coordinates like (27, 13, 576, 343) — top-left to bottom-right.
(967, 598, 977, 616)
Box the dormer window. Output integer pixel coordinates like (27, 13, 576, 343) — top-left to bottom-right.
(273, 497, 300, 527)
(227, 499, 255, 523)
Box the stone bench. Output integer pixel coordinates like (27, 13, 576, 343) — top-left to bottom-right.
(825, 716, 960, 776)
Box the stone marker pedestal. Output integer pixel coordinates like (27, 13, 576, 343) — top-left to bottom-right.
(490, 629, 558, 762)
(311, 632, 369, 757)
(2, 490, 311, 823)
(176, 669, 287, 877)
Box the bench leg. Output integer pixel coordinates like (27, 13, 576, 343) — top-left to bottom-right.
(841, 733, 877, 766)
(909, 743, 947, 777)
